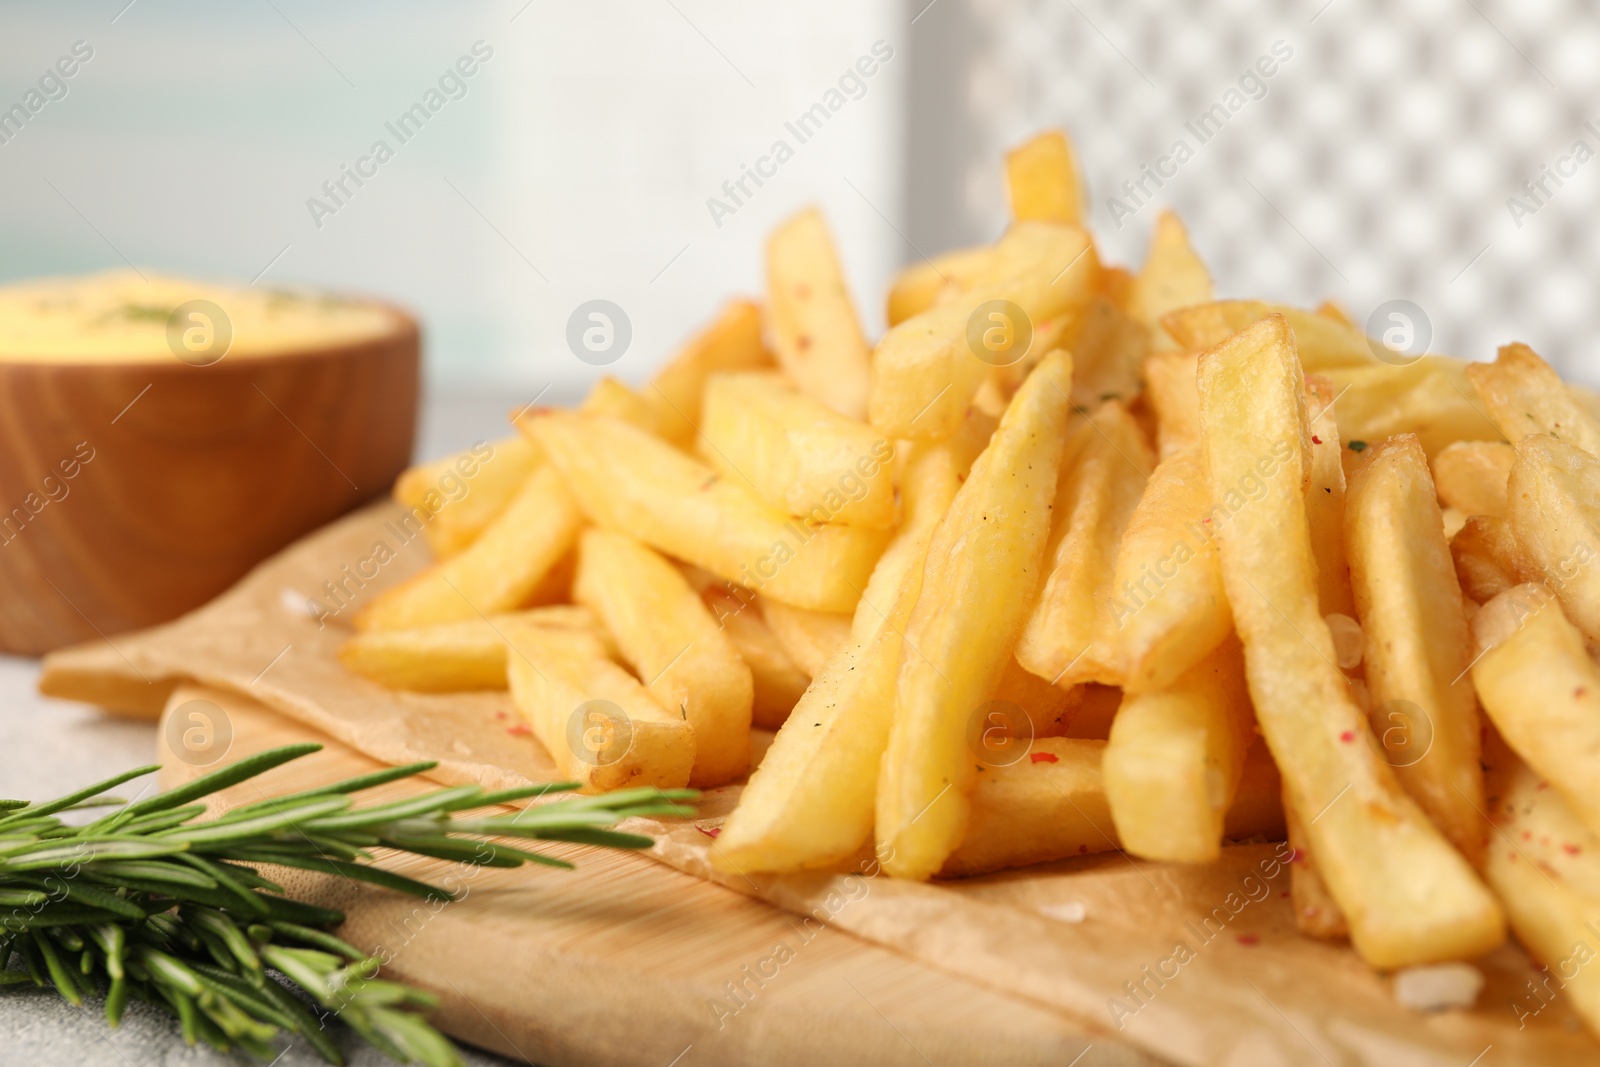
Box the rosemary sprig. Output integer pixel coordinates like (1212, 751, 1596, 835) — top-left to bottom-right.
(0, 743, 695, 1065)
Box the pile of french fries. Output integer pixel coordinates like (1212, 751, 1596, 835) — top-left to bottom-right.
(344, 129, 1600, 1031)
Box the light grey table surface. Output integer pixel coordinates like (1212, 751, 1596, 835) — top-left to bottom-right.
(0, 389, 556, 1067)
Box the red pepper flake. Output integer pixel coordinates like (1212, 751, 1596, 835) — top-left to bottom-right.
(1312, 435, 1322, 445)
(494, 710, 507, 720)
(1339, 730, 1356, 743)
(505, 723, 531, 736)
(1522, 830, 1533, 841)
(1286, 848, 1303, 864)
(1538, 781, 1550, 791)
(1577, 687, 1589, 698)
(1279, 890, 1290, 898)
(695, 825, 721, 840)
(1236, 934, 1260, 946)
(1565, 843, 1582, 855)
(1202, 517, 1211, 524)
(1031, 751, 1059, 764)
(1077, 844, 1089, 854)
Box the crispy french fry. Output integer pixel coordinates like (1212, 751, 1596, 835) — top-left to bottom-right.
(1451, 514, 1523, 603)
(1305, 375, 1357, 618)
(1465, 342, 1600, 456)
(1199, 313, 1503, 968)
(579, 376, 677, 438)
(698, 372, 895, 528)
(1143, 351, 1202, 460)
(1063, 296, 1150, 410)
(393, 437, 541, 558)
(1506, 434, 1600, 642)
(1005, 129, 1084, 225)
(356, 465, 583, 631)
(869, 222, 1097, 441)
(1318, 357, 1502, 457)
(699, 584, 811, 730)
(574, 529, 751, 787)
(1103, 638, 1253, 863)
(504, 622, 695, 793)
(339, 606, 602, 692)
(1129, 211, 1212, 352)
(1016, 401, 1154, 689)
(1431, 440, 1514, 517)
(877, 351, 1077, 880)
(942, 734, 1285, 878)
(1285, 792, 1349, 940)
(758, 599, 852, 678)
(886, 246, 993, 327)
(1164, 300, 1375, 370)
(645, 300, 773, 445)
(519, 410, 888, 613)
(1345, 434, 1484, 861)
(766, 208, 873, 419)
(1110, 446, 1232, 694)
(1472, 584, 1600, 842)
(1482, 735, 1600, 1041)
(713, 440, 965, 872)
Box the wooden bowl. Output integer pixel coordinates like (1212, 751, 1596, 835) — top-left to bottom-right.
(0, 286, 418, 655)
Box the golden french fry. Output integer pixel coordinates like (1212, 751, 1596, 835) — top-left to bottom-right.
(1431, 440, 1513, 517)
(1142, 351, 1202, 459)
(579, 376, 677, 438)
(1318, 357, 1501, 457)
(758, 599, 852, 678)
(519, 410, 888, 613)
(356, 465, 583, 631)
(1285, 792, 1349, 940)
(1344, 434, 1484, 861)
(1482, 735, 1600, 1042)
(869, 222, 1097, 441)
(393, 437, 541, 558)
(698, 372, 895, 528)
(1472, 584, 1600, 842)
(1110, 446, 1232, 693)
(339, 606, 602, 692)
(1063, 295, 1150, 410)
(943, 733, 1285, 878)
(504, 622, 695, 793)
(698, 583, 810, 730)
(1016, 401, 1154, 689)
(766, 208, 873, 419)
(1450, 514, 1523, 604)
(645, 300, 773, 445)
(1163, 300, 1375, 370)
(1129, 210, 1212, 352)
(1506, 434, 1600, 642)
(1465, 342, 1600, 456)
(574, 529, 751, 787)
(886, 246, 993, 327)
(1199, 313, 1503, 968)
(1103, 638, 1252, 863)
(1305, 375, 1356, 618)
(1005, 128, 1084, 225)
(713, 440, 965, 873)
(877, 351, 1077, 880)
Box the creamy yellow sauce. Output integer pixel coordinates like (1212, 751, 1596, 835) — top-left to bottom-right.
(0, 270, 402, 363)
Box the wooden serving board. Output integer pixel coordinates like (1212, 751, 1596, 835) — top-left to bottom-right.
(158, 683, 1131, 1067)
(43, 501, 1600, 1066)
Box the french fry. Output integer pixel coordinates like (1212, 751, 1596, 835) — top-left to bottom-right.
(573, 529, 752, 787)
(1143, 351, 1202, 459)
(1482, 734, 1600, 1041)
(1285, 792, 1349, 940)
(766, 208, 873, 419)
(1451, 514, 1523, 603)
(943, 734, 1285, 877)
(1472, 584, 1600, 842)
(1431, 440, 1514, 517)
(356, 465, 583, 631)
(1199, 313, 1503, 967)
(1317, 300, 1356, 327)
(1103, 638, 1253, 863)
(869, 222, 1097, 441)
(1344, 434, 1484, 861)
(1465, 342, 1600, 456)
(519, 410, 888, 614)
(1318, 357, 1502, 457)
(645, 300, 773, 446)
(579, 376, 677, 438)
(886, 246, 993, 327)
(697, 583, 811, 730)
(1305, 375, 1357, 618)
(1164, 300, 1375, 370)
(1506, 434, 1600, 642)
(1129, 210, 1212, 352)
(1110, 446, 1232, 693)
(698, 372, 895, 528)
(504, 622, 695, 793)
(1063, 295, 1150, 410)
(758, 599, 852, 678)
(1005, 129, 1085, 225)
(393, 437, 541, 558)
(339, 606, 603, 692)
(877, 351, 1077, 880)
(713, 439, 965, 872)
(1016, 401, 1154, 689)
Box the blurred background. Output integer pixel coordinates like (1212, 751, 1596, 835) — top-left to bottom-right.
(3, 0, 1598, 454)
